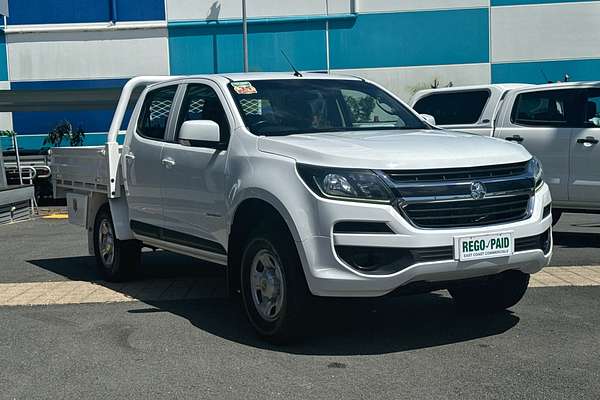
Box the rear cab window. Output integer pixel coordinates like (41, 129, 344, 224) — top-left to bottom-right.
(413, 90, 490, 125)
(136, 86, 178, 141)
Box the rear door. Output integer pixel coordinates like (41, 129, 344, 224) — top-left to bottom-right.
(123, 84, 178, 233)
(495, 89, 578, 203)
(569, 87, 600, 205)
(160, 80, 232, 255)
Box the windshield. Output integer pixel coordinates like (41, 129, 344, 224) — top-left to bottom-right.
(228, 79, 426, 136)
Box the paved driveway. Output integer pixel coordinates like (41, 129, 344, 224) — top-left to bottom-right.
(0, 212, 599, 399)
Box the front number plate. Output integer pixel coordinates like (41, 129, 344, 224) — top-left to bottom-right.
(455, 232, 513, 261)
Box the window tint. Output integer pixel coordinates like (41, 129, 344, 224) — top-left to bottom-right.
(137, 86, 177, 140)
(583, 89, 600, 128)
(176, 84, 230, 146)
(512, 90, 573, 127)
(228, 79, 425, 136)
(413, 90, 490, 125)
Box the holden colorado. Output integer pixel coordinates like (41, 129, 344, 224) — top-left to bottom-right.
(51, 73, 552, 341)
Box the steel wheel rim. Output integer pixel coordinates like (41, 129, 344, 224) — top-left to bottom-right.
(98, 218, 115, 267)
(250, 249, 285, 322)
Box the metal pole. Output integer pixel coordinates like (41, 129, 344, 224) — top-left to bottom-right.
(242, 0, 249, 72)
(325, 0, 330, 73)
(12, 134, 23, 185)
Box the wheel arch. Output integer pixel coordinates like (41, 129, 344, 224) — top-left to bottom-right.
(227, 195, 305, 294)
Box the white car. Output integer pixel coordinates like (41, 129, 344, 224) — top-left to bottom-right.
(411, 82, 600, 224)
(52, 73, 552, 341)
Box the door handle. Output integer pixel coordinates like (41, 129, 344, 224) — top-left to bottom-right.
(505, 135, 524, 143)
(161, 158, 176, 168)
(577, 136, 599, 145)
(124, 153, 135, 161)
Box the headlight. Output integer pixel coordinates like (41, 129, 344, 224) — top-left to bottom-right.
(530, 156, 544, 190)
(297, 164, 393, 203)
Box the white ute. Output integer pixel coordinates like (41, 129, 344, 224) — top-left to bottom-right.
(411, 82, 600, 224)
(52, 73, 552, 341)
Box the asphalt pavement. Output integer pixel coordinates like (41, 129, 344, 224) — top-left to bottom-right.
(0, 211, 599, 399)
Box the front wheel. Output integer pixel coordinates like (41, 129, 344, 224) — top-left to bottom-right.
(240, 226, 309, 343)
(93, 206, 141, 282)
(448, 270, 530, 312)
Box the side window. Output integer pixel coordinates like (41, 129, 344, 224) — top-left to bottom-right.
(511, 90, 574, 127)
(176, 84, 230, 147)
(413, 90, 490, 125)
(136, 86, 178, 140)
(583, 88, 600, 128)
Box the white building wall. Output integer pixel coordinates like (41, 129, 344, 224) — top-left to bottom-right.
(491, 2, 600, 63)
(166, 0, 352, 22)
(7, 27, 170, 82)
(338, 63, 491, 101)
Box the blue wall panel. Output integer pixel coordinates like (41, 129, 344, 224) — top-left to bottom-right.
(492, 59, 600, 84)
(116, 0, 165, 22)
(10, 79, 130, 147)
(7, 0, 165, 24)
(11, 79, 128, 91)
(169, 20, 327, 75)
(329, 9, 489, 69)
(8, 0, 110, 24)
(13, 110, 119, 136)
(0, 32, 7, 81)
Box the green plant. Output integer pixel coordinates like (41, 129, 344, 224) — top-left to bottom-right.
(0, 130, 15, 138)
(44, 120, 85, 147)
(408, 78, 454, 96)
(70, 126, 85, 147)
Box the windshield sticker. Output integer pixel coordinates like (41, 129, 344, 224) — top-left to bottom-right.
(232, 81, 257, 95)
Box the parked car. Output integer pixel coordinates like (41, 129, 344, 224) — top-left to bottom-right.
(52, 73, 552, 341)
(411, 82, 600, 224)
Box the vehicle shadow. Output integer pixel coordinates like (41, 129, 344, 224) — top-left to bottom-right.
(135, 294, 519, 356)
(553, 231, 600, 248)
(28, 253, 520, 356)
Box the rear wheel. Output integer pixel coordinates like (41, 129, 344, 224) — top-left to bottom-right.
(93, 206, 141, 282)
(240, 225, 309, 343)
(448, 270, 530, 312)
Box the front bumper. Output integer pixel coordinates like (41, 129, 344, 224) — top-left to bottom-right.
(297, 183, 553, 297)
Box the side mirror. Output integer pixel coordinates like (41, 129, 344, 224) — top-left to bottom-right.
(179, 120, 220, 143)
(420, 114, 436, 126)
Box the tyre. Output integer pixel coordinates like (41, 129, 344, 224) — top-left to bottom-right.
(93, 206, 141, 282)
(240, 225, 309, 343)
(448, 270, 530, 312)
(552, 209, 563, 226)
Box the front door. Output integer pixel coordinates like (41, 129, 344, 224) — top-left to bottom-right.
(160, 82, 231, 254)
(495, 89, 578, 203)
(570, 88, 600, 205)
(123, 85, 178, 232)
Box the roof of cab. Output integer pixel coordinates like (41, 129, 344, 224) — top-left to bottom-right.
(219, 71, 363, 81)
(415, 83, 533, 95)
(155, 72, 364, 87)
(414, 81, 600, 96)
(518, 81, 600, 90)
